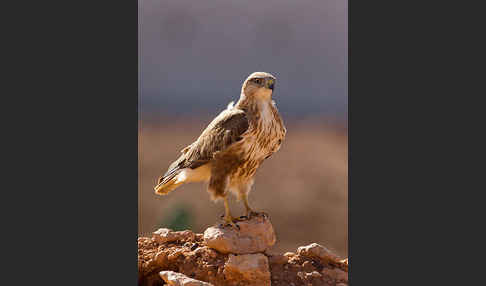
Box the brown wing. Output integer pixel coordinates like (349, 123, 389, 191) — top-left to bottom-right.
(158, 108, 249, 184)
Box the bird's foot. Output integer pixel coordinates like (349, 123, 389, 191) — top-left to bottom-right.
(219, 214, 240, 230)
(224, 220, 240, 230)
(242, 210, 268, 220)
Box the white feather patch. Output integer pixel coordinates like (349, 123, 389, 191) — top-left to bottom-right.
(226, 101, 235, 110)
(175, 165, 211, 183)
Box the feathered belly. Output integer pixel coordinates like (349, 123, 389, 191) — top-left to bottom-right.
(229, 128, 283, 181)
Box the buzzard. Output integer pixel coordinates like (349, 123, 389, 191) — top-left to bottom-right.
(154, 72, 286, 228)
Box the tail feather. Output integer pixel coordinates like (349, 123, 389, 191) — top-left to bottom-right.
(154, 169, 183, 195)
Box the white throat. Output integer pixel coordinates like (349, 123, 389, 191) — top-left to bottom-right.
(258, 97, 273, 127)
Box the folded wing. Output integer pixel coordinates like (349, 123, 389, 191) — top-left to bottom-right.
(157, 109, 249, 186)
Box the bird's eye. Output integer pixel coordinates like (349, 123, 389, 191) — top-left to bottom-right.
(254, 79, 261, 84)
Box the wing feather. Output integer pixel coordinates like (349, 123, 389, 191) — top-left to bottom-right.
(185, 108, 249, 168)
(158, 108, 249, 183)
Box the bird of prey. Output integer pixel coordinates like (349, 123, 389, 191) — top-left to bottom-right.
(154, 72, 286, 228)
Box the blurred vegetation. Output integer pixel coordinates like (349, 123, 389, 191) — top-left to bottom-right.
(158, 204, 194, 231)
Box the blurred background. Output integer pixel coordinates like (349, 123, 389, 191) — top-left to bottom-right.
(139, 0, 348, 257)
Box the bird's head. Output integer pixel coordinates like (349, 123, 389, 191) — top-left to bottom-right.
(241, 72, 276, 101)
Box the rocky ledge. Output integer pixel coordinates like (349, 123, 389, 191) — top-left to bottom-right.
(138, 215, 348, 286)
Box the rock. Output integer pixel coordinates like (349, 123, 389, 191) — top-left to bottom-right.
(223, 253, 271, 286)
(139, 221, 349, 286)
(302, 260, 315, 272)
(296, 243, 338, 263)
(268, 254, 289, 265)
(203, 215, 276, 254)
(322, 267, 347, 282)
(339, 258, 349, 271)
(334, 268, 348, 282)
(154, 251, 168, 266)
(167, 249, 184, 260)
(153, 228, 195, 244)
(322, 268, 338, 280)
(284, 252, 295, 257)
(159, 271, 213, 286)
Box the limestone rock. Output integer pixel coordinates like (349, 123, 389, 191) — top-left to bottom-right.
(339, 258, 349, 271)
(334, 268, 348, 282)
(296, 243, 338, 263)
(138, 220, 349, 286)
(152, 228, 195, 244)
(159, 271, 213, 286)
(223, 253, 271, 286)
(283, 251, 295, 257)
(268, 253, 289, 265)
(203, 215, 276, 254)
(322, 267, 348, 283)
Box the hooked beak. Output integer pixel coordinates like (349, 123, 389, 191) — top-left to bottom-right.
(266, 78, 275, 90)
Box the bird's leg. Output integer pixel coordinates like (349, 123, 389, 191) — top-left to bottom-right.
(222, 196, 240, 229)
(242, 193, 260, 219)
